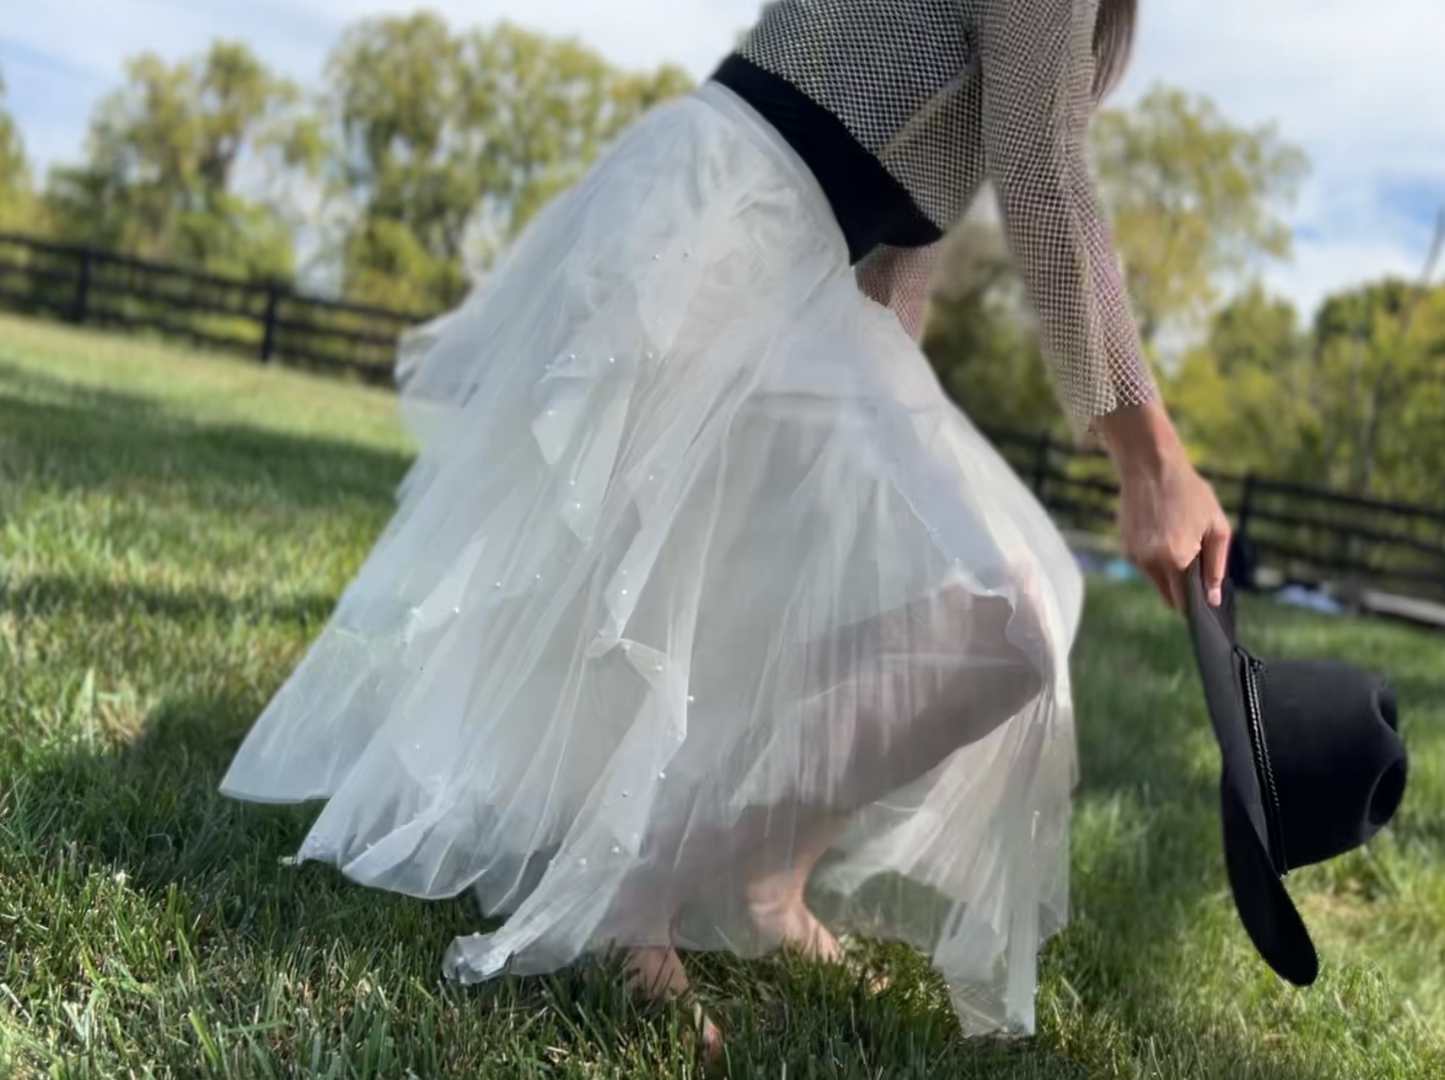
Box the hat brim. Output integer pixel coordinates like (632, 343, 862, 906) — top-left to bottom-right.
(1186, 561, 1319, 986)
(1220, 775, 1319, 985)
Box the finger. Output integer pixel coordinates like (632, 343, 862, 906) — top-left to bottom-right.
(1142, 562, 1177, 610)
(1200, 524, 1231, 608)
(1165, 563, 1188, 613)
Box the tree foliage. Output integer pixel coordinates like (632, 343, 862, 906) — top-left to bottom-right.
(923, 223, 1063, 435)
(1303, 276, 1445, 500)
(1166, 286, 1319, 476)
(1168, 273, 1445, 502)
(927, 86, 1309, 438)
(322, 14, 692, 310)
(0, 67, 38, 232)
(1092, 85, 1308, 350)
(44, 42, 313, 278)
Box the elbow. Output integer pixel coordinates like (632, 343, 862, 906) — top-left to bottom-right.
(986, 112, 1084, 215)
(990, 150, 1074, 222)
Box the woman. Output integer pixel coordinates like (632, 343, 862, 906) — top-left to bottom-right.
(222, 0, 1230, 1055)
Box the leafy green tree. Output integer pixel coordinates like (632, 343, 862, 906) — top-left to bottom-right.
(1092, 85, 1308, 351)
(0, 67, 39, 232)
(927, 85, 1309, 436)
(323, 14, 692, 310)
(1166, 285, 1321, 477)
(924, 223, 1062, 435)
(1168, 265, 1445, 504)
(45, 41, 314, 278)
(1307, 271, 1445, 500)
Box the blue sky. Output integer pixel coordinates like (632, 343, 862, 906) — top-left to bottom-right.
(2, 0, 1440, 320)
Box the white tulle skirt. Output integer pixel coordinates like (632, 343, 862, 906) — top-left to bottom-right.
(220, 83, 1084, 1036)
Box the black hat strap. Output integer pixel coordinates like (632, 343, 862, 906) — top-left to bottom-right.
(1239, 648, 1290, 875)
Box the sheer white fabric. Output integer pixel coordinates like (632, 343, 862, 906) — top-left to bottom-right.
(221, 84, 1084, 1036)
(739, 0, 1157, 433)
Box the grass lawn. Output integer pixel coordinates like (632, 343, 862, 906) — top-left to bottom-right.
(3, 314, 1445, 1079)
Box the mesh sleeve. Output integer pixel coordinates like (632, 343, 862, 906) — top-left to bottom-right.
(855, 242, 945, 341)
(977, 0, 1156, 436)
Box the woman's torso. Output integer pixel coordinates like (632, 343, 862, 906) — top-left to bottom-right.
(713, 0, 988, 263)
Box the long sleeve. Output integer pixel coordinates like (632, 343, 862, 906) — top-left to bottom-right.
(977, 0, 1155, 435)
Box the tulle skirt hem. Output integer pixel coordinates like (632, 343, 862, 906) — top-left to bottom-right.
(221, 82, 1084, 1037)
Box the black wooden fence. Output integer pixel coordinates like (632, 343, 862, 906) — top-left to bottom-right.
(986, 429, 1445, 605)
(0, 231, 428, 382)
(3, 229, 1444, 605)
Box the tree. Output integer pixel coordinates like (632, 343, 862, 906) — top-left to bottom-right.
(1167, 285, 1322, 478)
(924, 222, 1063, 435)
(323, 14, 692, 310)
(45, 41, 314, 278)
(1306, 256, 1445, 500)
(0, 66, 38, 232)
(926, 85, 1309, 436)
(1091, 86, 1308, 353)
(1168, 223, 1445, 505)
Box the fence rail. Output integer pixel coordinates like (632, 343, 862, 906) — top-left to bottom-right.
(3, 229, 1444, 606)
(985, 429, 1445, 604)
(0, 231, 432, 382)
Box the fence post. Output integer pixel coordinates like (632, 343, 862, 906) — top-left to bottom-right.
(71, 244, 94, 325)
(1230, 472, 1259, 590)
(1031, 431, 1053, 503)
(1236, 472, 1257, 541)
(259, 281, 283, 363)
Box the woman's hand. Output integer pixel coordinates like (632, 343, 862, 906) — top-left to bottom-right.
(1099, 402, 1231, 611)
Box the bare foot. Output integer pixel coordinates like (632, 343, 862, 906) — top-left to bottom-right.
(624, 946, 723, 1061)
(749, 893, 890, 993)
(747, 893, 844, 962)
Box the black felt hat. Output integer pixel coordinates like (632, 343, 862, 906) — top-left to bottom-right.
(1184, 560, 1407, 985)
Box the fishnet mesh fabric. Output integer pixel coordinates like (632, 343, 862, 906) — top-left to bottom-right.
(856, 243, 944, 342)
(737, 0, 1156, 433)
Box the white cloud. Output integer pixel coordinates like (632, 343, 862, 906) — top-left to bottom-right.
(2, 0, 1440, 315)
(1260, 175, 1440, 318)
(1119, 0, 1444, 312)
(1266, 235, 1429, 323)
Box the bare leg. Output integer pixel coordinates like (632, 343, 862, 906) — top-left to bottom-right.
(624, 943, 724, 1060)
(744, 575, 1050, 977)
(745, 808, 848, 962)
(613, 577, 1049, 1013)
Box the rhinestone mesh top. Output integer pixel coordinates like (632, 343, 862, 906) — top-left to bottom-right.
(726, 0, 1156, 433)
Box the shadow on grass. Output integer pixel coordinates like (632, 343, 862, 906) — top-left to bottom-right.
(7, 695, 1091, 1078)
(0, 360, 410, 517)
(3, 572, 338, 627)
(1050, 583, 1445, 1079)
(1, 584, 1349, 1078)
(3, 338, 1433, 1074)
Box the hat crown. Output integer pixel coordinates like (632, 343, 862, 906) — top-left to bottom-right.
(1256, 657, 1406, 871)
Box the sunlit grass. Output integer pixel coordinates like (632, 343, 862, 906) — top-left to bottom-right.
(2, 314, 1443, 1078)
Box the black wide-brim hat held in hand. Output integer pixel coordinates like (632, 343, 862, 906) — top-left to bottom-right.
(1184, 560, 1407, 985)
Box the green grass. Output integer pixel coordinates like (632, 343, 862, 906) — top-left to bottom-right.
(2, 314, 1444, 1079)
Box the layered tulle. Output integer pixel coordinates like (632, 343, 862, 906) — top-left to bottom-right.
(221, 83, 1084, 1036)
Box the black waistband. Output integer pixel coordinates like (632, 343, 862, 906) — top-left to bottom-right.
(711, 54, 941, 264)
